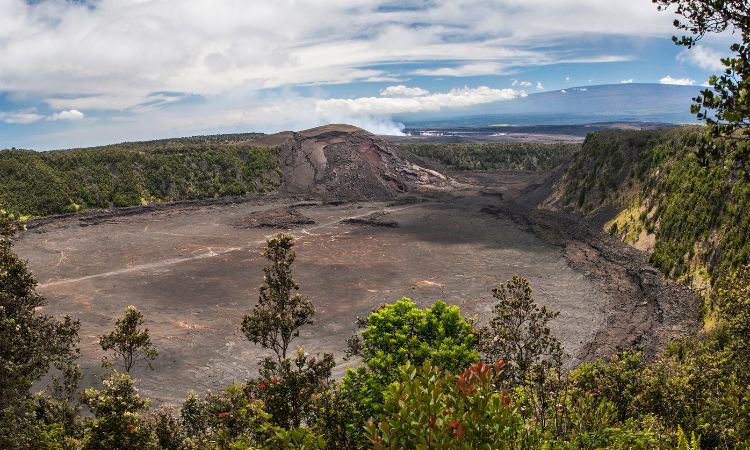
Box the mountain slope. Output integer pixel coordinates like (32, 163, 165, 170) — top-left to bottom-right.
(245, 124, 448, 202)
(404, 83, 701, 127)
(0, 125, 449, 217)
(545, 127, 750, 288)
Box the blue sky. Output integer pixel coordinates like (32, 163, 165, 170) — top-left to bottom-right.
(0, 0, 734, 149)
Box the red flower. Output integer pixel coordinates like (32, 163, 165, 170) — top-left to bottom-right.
(449, 419, 461, 429)
(259, 381, 268, 390)
(218, 411, 230, 418)
(501, 395, 512, 407)
(127, 424, 135, 431)
(271, 376, 280, 383)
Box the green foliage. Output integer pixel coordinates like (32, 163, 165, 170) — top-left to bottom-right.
(479, 276, 564, 385)
(561, 130, 665, 212)
(0, 139, 280, 217)
(341, 298, 478, 444)
(677, 426, 702, 450)
(365, 360, 527, 450)
(636, 132, 750, 278)
(0, 215, 80, 449)
(400, 141, 578, 172)
(347, 298, 478, 377)
(263, 426, 327, 450)
(654, 0, 750, 168)
(560, 127, 750, 281)
(246, 348, 335, 429)
(99, 305, 158, 373)
(81, 371, 153, 450)
(143, 406, 187, 450)
(180, 385, 270, 449)
(566, 335, 750, 449)
(307, 383, 361, 450)
(242, 233, 315, 366)
(713, 265, 750, 378)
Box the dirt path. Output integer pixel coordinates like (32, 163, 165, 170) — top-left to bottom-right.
(39, 202, 425, 289)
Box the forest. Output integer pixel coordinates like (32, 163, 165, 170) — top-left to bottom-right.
(399, 142, 579, 172)
(0, 136, 279, 218)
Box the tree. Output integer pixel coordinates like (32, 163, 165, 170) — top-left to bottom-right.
(654, 0, 750, 167)
(347, 298, 478, 378)
(180, 385, 270, 448)
(713, 264, 750, 383)
(0, 207, 80, 448)
(246, 347, 335, 429)
(342, 298, 478, 443)
(241, 233, 314, 366)
(81, 371, 153, 450)
(478, 276, 564, 384)
(99, 305, 158, 373)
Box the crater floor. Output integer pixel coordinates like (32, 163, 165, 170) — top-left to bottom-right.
(16, 175, 616, 405)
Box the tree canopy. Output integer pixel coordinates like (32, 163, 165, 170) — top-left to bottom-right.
(0, 208, 80, 448)
(99, 305, 158, 373)
(655, 0, 750, 167)
(241, 233, 315, 366)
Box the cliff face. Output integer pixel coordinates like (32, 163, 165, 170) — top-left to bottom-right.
(545, 126, 750, 286)
(245, 124, 448, 202)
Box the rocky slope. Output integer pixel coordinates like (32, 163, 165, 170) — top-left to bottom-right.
(543, 126, 750, 289)
(243, 124, 449, 201)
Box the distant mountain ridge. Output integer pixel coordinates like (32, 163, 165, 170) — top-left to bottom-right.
(401, 83, 702, 128)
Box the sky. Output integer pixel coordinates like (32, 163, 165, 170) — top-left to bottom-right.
(0, 0, 736, 150)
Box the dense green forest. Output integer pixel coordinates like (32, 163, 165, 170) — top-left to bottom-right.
(399, 142, 579, 172)
(0, 135, 280, 218)
(556, 127, 750, 285)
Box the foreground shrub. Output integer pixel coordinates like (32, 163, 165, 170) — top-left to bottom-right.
(81, 372, 153, 450)
(246, 348, 335, 429)
(0, 208, 80, 449)
(365, 360, 527, 449)
(342, 298, 479, 443)
(180, 385, 269, 448)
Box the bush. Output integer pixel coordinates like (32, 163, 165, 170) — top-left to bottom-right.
(365, 360, 527, 449)
(81, 372, 153, 450)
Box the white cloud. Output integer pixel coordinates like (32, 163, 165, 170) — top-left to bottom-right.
(536, 81, 544, 90)
(677, 45, 725, 72)
(317, 86, 524, 117)
(379, 85, 430, 97)
(411, 62, 508, 77)
(0, 0, 689, 148)
(49, 109, 85, 121)
(518, 81, 533, 88)
(659, 75, 695, 86)
(0, 0, 675, 114)
(620, 78, 634, 83)
(0, 110, 44, 124)
(316, 85, 524, 134)
(565, 76, 571, 81)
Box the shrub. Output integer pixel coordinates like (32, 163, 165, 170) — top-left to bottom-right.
(365, 360, 527, 449)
